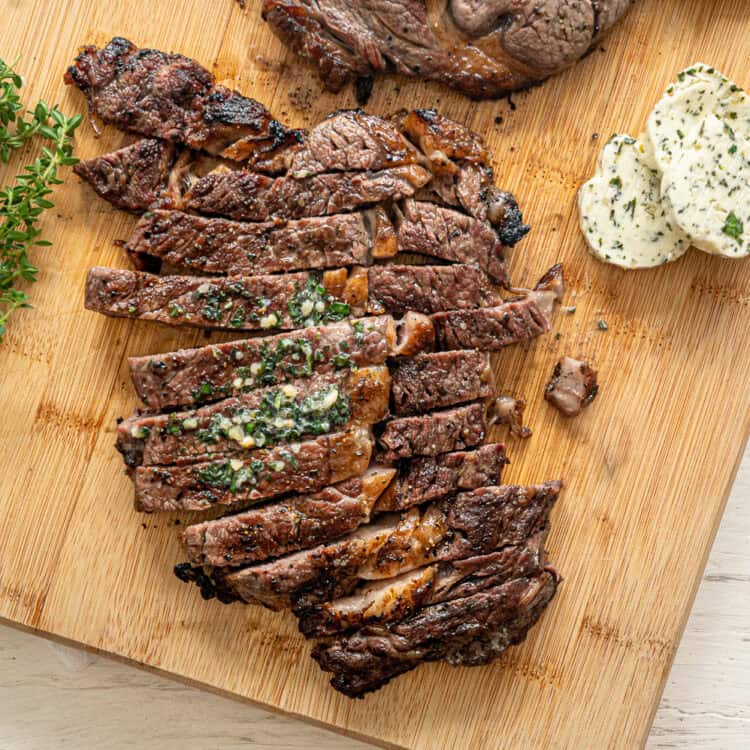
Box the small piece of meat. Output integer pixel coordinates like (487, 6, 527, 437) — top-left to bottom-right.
(392, 311, 436, 357)
(262, 0, 632, 100)
(180, 466, 395, 566)
(374, 444, 508, 512)
(65, 37, 301, 162)
(128, 315, 422, 411)
(396, 199, 510, 285)
(183, 164, 432, 221)
(192, 480, 561, 609)
(489, 396, 532, 439)
(125, 208, 395, 275)
(367, 264, 499, 316)
(378, 402, 486, 461)
(117, 367, 390, 468)
(84, 267, 366, 331)
(298, 528, 548, 637)
(311, 570, 559, 698)
(390, 351, 495, 416)
(545, 356, 599, 417)
(134, 427, 373, 512)
(73, 138, 175, 213)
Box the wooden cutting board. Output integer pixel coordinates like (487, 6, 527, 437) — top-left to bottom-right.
(1, 1, 748, 747)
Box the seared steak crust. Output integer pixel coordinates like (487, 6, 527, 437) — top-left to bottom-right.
(390, 351, 495, 416)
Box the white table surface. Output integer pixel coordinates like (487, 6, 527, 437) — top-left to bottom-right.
(2, 449, 749, 749)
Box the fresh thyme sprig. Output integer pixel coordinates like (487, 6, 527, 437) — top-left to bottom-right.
(0, 57, 82, 341)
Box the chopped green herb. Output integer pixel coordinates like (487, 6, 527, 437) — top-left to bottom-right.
(722, 211, 744, 243)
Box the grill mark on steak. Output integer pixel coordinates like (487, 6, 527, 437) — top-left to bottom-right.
(378, 402, 486, 461)
(373, 444, 509, 513)
(198, 481, 561, 610)
(183, 164, 432, 221)
(389, 351, 496, 417)
(311, 570, 559, 698)
(64, 37, 302, 162)
(180, 466, 395, 567)
(134, 427, 373, 512)
(125, 207, 395, 275)
(85, 266, 367, 332)
(298, 528, 549, 637)
(118, 367, 390, 468)
(261, 0, 631, 100)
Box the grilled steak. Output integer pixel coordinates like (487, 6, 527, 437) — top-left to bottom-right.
(129, 314, 431, 410)
(378, 402, 486, 461)
(181, 466, 395, 566)
(65, 37, 301, 162)
(545, 356, 599, 417)
(199, 481, 561, 609)
(311, 570, 559, 697)
(262, 0, 631, 100)
(134, 427, 373, 512)
(124, 207, 396, 275)
(367, 264, 499, 316)
(183, 164, 432, 221)
(396, 200, 510, 285)
(374, 444, 508, 512)
(118, 367, 390, 468)
(298, 528, 548, 637)
(390, 351, 495, 416)
(85, 267, 365, 331)
(73, 138, 176, 213)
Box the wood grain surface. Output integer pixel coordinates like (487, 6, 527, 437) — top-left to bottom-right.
(1, 1, 749, 748)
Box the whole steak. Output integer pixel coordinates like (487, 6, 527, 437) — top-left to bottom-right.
(261, 0, 632, 99)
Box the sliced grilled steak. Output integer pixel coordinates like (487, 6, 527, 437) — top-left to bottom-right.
(396, 200, 510, 285)
(311, 570, 559, 698)
(183, 164, 431, 221)
(118, 367, 390, 468)
(378, 402, 485, 461)
(374, 444, 508, 513)
(181, 466, 395, 566)
(134, 427, 373, 512)
(367, 264, 499, 316)
(124, 207, 396, 275)
(262, 0, 631, 100)
(200, 481, 561, 609)
(298, 528, 548, 637)
(73, 138, 176, 213)
(65, 37, 301, 162)
(85, 267, 366, 331)
(129, 314, 431, 410)
(390, 351, 495, 416)
(545, 356, 599, 417)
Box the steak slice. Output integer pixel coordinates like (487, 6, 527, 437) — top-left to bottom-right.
(199, 481, 561, 609)
(298, 528, 548, 637)
(134, 427, 373, 512)
(118, 367, 390, 468)
(73, 138, 176, 213)
(396, 199, 509, 285)
(64, 37, 301, 162)
(367, 264, 499, 316)
(124, 207, 396, 275)
(129, 314, 431, 411)
(390, 351, 495, 416)
(545, 356, 599, 417)
(378, 402, 486, 461)
(311, 570, 559, 698)
(85, 267, 366, 332)
(374, 444, 508, 513)
(180, 466, 395, 567)
(183, 164, 431, 221)
(262, 0, 631, 100)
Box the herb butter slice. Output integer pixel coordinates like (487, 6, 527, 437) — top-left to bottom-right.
(662, 114, 749, 257)
(647, 63, 750, 173)
(578, 134, 690, 269)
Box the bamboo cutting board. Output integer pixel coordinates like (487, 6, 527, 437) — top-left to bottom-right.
(1, 1, 749, 747)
